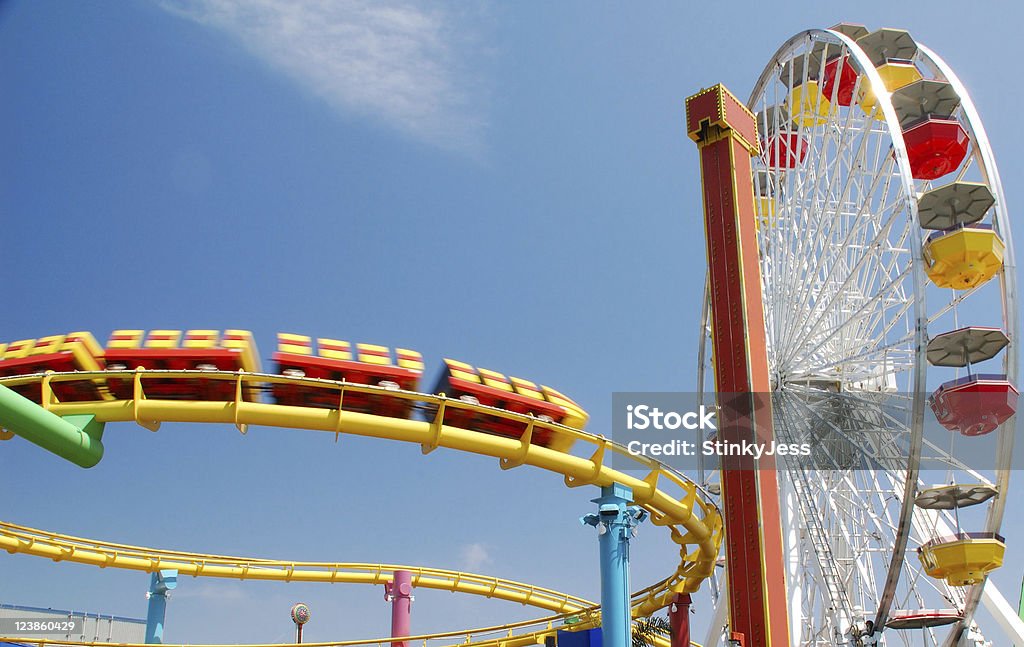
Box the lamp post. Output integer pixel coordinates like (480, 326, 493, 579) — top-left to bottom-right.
(290, 603, 311, 644)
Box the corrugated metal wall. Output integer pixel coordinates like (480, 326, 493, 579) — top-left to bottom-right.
(0, 604, 145, 643)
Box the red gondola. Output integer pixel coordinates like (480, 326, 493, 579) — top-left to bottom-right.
(929, 374, 1018, 436)
(822, 55, 858, 106)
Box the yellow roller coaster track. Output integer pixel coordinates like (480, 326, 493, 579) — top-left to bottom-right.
(0, 520, 595, 614)
(0, 369, 721, 646)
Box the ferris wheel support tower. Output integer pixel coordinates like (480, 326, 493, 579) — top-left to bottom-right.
(685, 84, 790, 647)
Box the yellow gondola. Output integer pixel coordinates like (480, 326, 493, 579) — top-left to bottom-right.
(923, 225, 1004, 289)
(918, 532, 1005, 586)
(859, 60, 922, 119)
(787, 80, 831, 127)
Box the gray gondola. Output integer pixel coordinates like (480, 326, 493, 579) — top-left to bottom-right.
(829, 23, 869, 42)
(926, 327, 1009, 367)
(891, 80, 961, 130)
(914, 483, 999, 510)
(856, 28, 919, 66)
(917, 182, 995, 230)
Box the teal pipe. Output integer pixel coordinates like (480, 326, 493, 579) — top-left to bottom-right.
(0, 384, 104, 468)
(581, 484, 647, 647)
(145, 570, 177, 643)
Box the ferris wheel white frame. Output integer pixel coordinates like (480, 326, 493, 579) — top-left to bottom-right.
(696, 27, 1019, 647)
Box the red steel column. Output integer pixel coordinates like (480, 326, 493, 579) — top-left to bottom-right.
(684, 84, 790, 647)
(668, 593, 692, 647)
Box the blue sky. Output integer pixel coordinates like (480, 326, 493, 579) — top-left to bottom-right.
(1, 1, 1022, 644)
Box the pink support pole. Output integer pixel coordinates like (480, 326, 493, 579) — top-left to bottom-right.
(668, 593, 692, 647)
(386, 570, 414, 647)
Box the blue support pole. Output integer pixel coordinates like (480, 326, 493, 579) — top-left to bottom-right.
(581, 484, 647, 647)
(145, 569, 178, 644)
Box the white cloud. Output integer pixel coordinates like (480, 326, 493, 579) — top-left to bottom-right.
(459, 542, 493, 571)
(159, 0, 485, 153)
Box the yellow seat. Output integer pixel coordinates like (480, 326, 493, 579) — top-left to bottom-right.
(29, 335, 65, 356)
(395, 348, 424, 372)
(478, 368, 514, 392)
(223, 330, 260, 372)
(317, 338, 353, 361)
(144, 330, 182, 349)
(510, 376, 545, 401)
(3, 339, 35, 359)
(860, 60, 923, 119)
(356, 343, 392, 366)
(444, 359, 481, 384)
(924, 227, 1004, 289)
(541, 385, 590, 430)
(757, 197, 776, 230)
(277, 333, 313, 356)
(918, 533, 1005, 586)
(63, 332, 105, 371)
(108, 330, 144, 349)
(787, 81, 831, 127)
(183, 330, 220, 349)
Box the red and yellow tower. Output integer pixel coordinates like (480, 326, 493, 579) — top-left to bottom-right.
(685, 85, 790, 647)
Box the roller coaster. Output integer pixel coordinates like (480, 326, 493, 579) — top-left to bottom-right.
(0, 328, 721, 647)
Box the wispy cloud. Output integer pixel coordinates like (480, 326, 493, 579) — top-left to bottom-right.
(159, 0, 486, 153)
(459, 542, 493, 571)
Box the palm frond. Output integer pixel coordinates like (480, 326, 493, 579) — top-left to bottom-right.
(631, 615, 672, 647)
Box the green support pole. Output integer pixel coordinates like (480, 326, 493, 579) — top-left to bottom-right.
(1018, 575, 1024, 623)
(0, 384, 104, 468)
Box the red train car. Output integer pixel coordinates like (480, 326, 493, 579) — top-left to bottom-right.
(430, 359, 586, 452)
(271, 333, 423, 418)
(0, 332, 106, 402)
(104, 329, 260, 401)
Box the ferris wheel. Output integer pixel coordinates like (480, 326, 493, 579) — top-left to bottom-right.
(696, 24, 1019, 647)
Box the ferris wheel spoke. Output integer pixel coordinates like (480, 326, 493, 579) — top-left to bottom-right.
(792, 252, 912, 366)
(840, 283, 916, 363)
(778, 389, 908, 474)
(804, 181, 910, 335)
(802, 341, 914, 377)
(927, 285, 985, 325)
(770, 132, 888, 341)
(851, 210, 913, 311)
(918, 440, 990, 484)
(783, 263, 912, 373)
(772, 115, 888, 358)
(762, 69, 864, 349)
(774, 164, 908, 363)
(952, 142, 976, 183)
